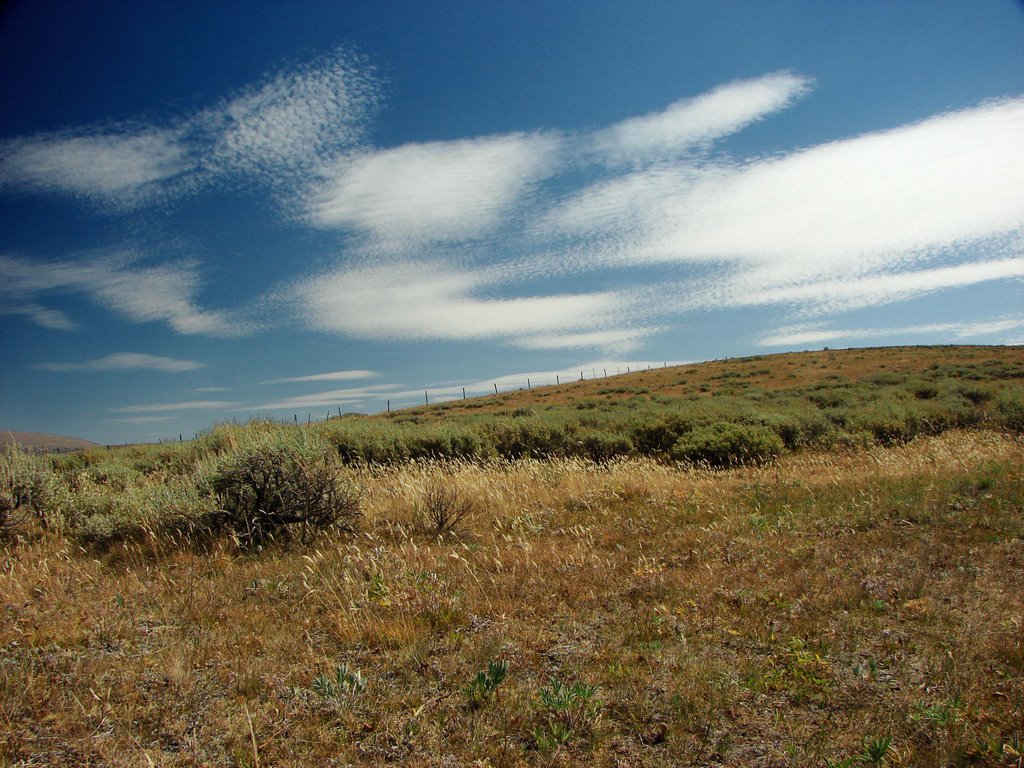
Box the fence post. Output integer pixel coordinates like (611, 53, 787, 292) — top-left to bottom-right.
(424, 390, 429, 405)
(462, 387, 466, 400)
(387, 400, 390, 413)
(527, 377, 531, 390)
(494, 383, 498, 394)
(556, 374, 560, 385)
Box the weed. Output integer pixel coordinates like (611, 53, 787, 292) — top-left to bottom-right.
(465, 659, 509, 710)
(533, 678, 601, 749)
(312, 662, 367, 703)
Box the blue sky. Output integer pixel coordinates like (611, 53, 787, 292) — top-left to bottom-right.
(1, 0, 1022, 444)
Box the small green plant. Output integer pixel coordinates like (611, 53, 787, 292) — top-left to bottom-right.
(533, 678, 600, 750)
(860, 735, 892, 765)
(465, 659, 509, 710)
(312, 662, 367, 703)
(911, 695, 963, 726)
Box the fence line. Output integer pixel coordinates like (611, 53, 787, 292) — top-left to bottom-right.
(280, 362, 675, 425)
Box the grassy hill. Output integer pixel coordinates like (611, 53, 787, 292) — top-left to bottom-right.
(1, 345, 1022, 766)
(0, 430, 99, 453)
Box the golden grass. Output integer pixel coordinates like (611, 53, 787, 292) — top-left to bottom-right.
(2, 429, 1023, 766)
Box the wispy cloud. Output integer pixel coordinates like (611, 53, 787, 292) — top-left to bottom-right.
(264, 369, 380, 384)
(757, 315, 1024, 347)
(512, 328, 658, 353)
(35, 352, 204, 372)
(305, 133, 561, 243)
(0, 252, 251, 336)
(590, 71, 813, 165)
(293, 259, 632, 346)
(104, 416, 176, 424)
(0, 47, 379, 210)
(248, 383, 400, 411)
(112, 400, 239, 414)
(0, 128, 196, 208)
(0, 301, 77, 330)
(206, 48, 380, 186)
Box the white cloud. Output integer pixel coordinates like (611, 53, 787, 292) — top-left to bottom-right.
(248, 383, 400, 411)
(0, 47, 379, 209)
(306, 133, 561, 242)
(104, 416, 176, 424)
(113, 400, 239, 414)
(0, 129, 194, 207)
(35, 352, 204, 372)
(714, 257, 1024, 315)
(0, 252, 250, 336)
(206, 48, 379, 183)
(264, 369, 380, 384)
(591, 71, 813, 164)
(513, 328, 657, 352)
(295, 259, 630, 344)
(758, 315, 1024, 347)
(549, 97, 1024, 275)
(0, 302, 77, 331)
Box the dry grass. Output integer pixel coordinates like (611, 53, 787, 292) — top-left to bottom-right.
(2, 430, 1023, 766)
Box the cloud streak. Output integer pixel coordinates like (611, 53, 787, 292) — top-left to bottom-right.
(264, 369, 380, 384)
(0, 252, 251, 336)
(590, 71, 813, 165)
(35, 352, 204, 372)
(294, 259, 633, 345)
(757, 315, 1024, 347)
(306, 133, 561, 243)
(0, 47, 380, 210)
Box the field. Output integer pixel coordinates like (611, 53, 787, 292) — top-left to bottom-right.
(1, 345, 1023, 766)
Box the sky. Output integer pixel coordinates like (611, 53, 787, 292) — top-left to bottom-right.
(1, 1, 1022, 444)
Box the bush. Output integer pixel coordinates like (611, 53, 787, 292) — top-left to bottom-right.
(671, 424, 784, 468)
(209, 435, 361, 548)
(0, 446, 56, 535)
(995, 390, 1024, 432)
(70, 473, 218, 549)
(486, 419, 571, 459)
(418, 483, 474, 535)
(578, 431, 633, 462)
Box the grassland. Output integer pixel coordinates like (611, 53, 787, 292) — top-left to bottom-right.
(1, 345, 1023, 766)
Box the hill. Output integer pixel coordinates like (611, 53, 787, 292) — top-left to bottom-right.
(1, 345, 1023, 765)
(0, 430, 99, 453)
(391, 344, 1024, 420)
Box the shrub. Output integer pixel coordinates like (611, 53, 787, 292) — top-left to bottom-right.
(0, 446, 56, 535)
(995, 389, 1024, 432)
(209, 434, 360, 548)
(577, 431, 633, 462)
(418, 483, 474, 535)
(630, 414, 694, 456)
(70, 473, 218, 549)
(671, 423, 784, 468)
(486, 419, 571, 459)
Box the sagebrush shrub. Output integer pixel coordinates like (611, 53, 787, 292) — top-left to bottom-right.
(671, 423, 784, 468)
(0, 446, 56, 535)
(419, 483, 474, 535)
(209, 437, 360, 548)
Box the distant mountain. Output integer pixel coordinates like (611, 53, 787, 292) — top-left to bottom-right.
(1, 430, 100, 453)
